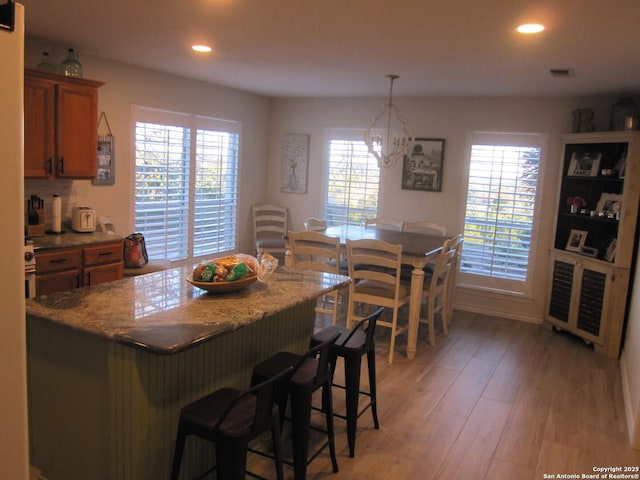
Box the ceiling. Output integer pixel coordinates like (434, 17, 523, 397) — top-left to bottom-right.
(19, 0, 640, 99)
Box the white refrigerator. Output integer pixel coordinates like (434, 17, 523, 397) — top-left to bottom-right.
(0, 2, 30, 478)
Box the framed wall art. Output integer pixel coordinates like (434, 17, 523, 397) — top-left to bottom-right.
(280, 133, 309, 194)
(401, 138, 445, 192)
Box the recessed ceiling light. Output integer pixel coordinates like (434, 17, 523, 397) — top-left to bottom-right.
(517, 23, 545, 34)
(191, 45, 212, 53)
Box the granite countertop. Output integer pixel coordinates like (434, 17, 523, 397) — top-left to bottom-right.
(25, 266, 351, 355)
(31, 231, 124, 251)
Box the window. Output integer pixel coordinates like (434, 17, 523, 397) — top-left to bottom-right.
(324, 129, 380, 226)
(460, 132, 545, 295)
(133, 106, 240, 263)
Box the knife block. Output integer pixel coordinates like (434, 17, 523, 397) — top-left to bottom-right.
(27, 208, 45, 237)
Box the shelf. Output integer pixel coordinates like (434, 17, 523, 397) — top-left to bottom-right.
(558, 212, 619, 224)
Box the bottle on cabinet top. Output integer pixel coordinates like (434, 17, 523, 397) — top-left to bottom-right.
(37, 51, 57, 73)
(60, 48, 83, 78)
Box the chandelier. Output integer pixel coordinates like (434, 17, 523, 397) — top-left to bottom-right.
(364, 74, 416, 168)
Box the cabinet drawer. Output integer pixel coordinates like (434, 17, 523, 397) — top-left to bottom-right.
(35, 248, 82, 274)
(84, 241, 123, 266)
(36, 269, 81, 295)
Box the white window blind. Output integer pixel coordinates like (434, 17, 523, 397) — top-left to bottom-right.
(324, 129, 380, 226)
(133, 106, 239, 263)
(461, 132, 544, 293)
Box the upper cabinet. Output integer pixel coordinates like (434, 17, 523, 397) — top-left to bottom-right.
(24, 69, 104, 179)
(545, 131, 640, 357)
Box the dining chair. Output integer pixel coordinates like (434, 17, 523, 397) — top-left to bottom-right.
(346, 238, 410, 364)
(421, 238, 457, 347)
(363, 216, 404, 231)
(445, 234, 464, 325)
(288, 230, 342, 325)
(302, 217, 328, 231)
(252, 204, 288, 260)
(403, 220, 447, 236)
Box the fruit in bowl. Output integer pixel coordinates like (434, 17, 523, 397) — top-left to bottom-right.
(191, 255, 258, 283)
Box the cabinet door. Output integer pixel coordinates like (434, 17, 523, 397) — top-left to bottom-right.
(547, 253, 613, 345)
(24, 76, 55, 178)
(84, 263, 123, 287)
(36, 269, 81, 296)
(56, 83, 98, 178)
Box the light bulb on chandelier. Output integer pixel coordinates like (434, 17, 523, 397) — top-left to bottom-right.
(364, 74, 416, 168)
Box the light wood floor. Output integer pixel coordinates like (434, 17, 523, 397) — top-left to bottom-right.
(246, 309, 640, 479)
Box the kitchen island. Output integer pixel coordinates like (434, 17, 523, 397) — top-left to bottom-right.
(26, 266, 350, 480)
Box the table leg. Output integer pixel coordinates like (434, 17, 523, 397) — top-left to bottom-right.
(407, 263, 425, 359)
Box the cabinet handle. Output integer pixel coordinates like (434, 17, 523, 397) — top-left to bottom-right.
(98, 251, 115, 257)
(45, 158, 53, 175)
(75, 273, 81, 289)
(85, 272, 91, 286)
(50, 258, 68, 264)
(57, 157, 64, 175)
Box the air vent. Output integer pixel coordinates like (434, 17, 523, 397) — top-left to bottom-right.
(550, 68, 575, 78)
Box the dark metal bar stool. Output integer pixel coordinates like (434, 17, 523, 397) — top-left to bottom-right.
(250, 332, 341, 480)
(310, 307, 384, 457)
(170, 366, 293, 480)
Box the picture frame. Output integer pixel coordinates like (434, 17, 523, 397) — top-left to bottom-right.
(401, 138, 445, 192)
(566, 229, 588, 252)
(581, 246, 598, 258)
(605, 238, 617, 263)
(567, 152, 601, 177)
(595, 192, 622, 218)
(280, 133, 309, 194)
(92, 112, 115, 186)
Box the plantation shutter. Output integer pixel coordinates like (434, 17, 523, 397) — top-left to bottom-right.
(460, 132, 544, 294)
(324, 129, 380, 226)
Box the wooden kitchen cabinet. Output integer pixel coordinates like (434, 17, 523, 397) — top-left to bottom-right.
(545, 132, 640, 357)
(83, 241, 124, 287)
(24, 69, 104, 179)
(35, 240, 124, 295)
(35, 247, 82, 295)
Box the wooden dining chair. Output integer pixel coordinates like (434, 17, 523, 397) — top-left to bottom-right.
(421, 238, 457, 347)
(363, 216, 404, 231)
(303, 217, 328, 231)
(252, 204, 288, 261)
(346, 238, 410, 364)
(288, 230, 342, 325)
(403, 220, 447, 236)
(445, 234, 464, 325)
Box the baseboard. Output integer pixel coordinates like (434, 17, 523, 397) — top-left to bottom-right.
(454, 302, 542, 325)
(620, 352, 640, 449)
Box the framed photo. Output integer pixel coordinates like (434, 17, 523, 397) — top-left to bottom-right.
(566, 229, 588, 252)
(402, 138, 445, 192)
(567, 152, 601, 177)
(581, 246, 598, 258)
(605, 238, 617, 262)
(280, 133, 309, 194)
(596, 192, 622, 217)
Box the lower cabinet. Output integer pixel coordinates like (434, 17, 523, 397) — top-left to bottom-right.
(545, 250, 629, 357)
(36, 240, 124, 295)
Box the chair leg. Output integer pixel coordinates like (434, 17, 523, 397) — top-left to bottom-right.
(388, 309, 398, 364)
(216, 438, 249, 480)
(271, 414, 285, 480)
(170, 422, 188, 480)
(322, 381, 339, 473)
(343, 353, 362, 457)
(427, 297, 436, 347)
(366, 348, 380, 430)
(289, 387, 312, 480)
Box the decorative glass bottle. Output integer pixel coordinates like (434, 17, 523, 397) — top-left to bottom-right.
(609, 97, 638, 131)
(37, 51, 57, 73)
(59, 48, 83, 78)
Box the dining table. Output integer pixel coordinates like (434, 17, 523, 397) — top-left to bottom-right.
(287, 224, 451, 360)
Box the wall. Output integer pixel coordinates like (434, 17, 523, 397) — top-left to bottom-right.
(266, 95, 615, 322)
(24, 40, 271, 261)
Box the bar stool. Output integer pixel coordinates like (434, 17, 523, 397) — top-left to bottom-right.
(250, 332, 341, 480)
(310, 307, 383, 457)
(170, 366, 293, 480)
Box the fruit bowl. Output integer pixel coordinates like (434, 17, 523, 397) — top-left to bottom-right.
(186, 274, 258, 293)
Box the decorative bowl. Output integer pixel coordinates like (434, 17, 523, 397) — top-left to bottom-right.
(186, 274, 258, 293)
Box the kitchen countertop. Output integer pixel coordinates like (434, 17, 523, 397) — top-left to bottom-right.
(25, 265, 351, 354)
(31, 231, 124, 251)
